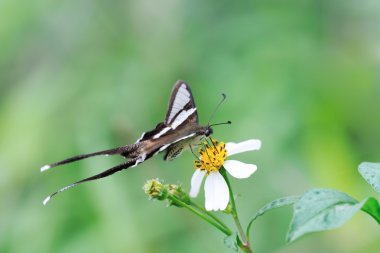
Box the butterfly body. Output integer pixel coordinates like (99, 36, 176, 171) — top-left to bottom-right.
(121, 115, 212, 161)
(164, 134, 203, 161)
(41, 80, 213, 204)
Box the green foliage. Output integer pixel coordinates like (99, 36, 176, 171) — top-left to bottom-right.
(286, 189, 379, 242)
(361, 197, 380, 225)
(246, 195, 300, 239)
(359, 162, 380, 192)
(248, 196, 301, 224)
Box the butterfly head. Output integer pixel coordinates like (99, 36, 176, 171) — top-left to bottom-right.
(199, 121, 231, 138)
(203, 126, 214, 137)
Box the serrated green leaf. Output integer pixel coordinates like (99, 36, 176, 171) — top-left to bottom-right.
(359, 162, 380, 192)
(246, 195, 300, 239)
(287, 189, 361, 243)
(223, 233, 238, 252)
(361, 197, 380, 224)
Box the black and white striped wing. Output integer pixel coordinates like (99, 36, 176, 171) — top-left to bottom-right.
(162, 81, 200, 160)
(165, 80, 198, 127)
(135, 80, 199, 144)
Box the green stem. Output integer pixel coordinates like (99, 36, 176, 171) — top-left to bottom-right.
(168, 195, 232, 236)
(190, 201, 231, 233)
(237, 238, 254, 253)
(220, 168, 253, 253)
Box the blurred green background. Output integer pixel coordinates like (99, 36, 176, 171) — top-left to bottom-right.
(1, 0, 379, 252)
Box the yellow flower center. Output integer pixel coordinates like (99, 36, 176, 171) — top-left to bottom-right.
(194, 139, 227, 173)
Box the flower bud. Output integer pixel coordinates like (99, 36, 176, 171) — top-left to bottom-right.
(167, 184, 191, 206)
(143, 179, 168, 200)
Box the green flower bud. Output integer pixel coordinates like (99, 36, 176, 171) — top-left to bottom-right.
(167, 184, 191, 206)
(143, 179, 168, 200)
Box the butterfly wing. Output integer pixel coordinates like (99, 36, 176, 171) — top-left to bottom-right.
(165, 80, 199, 126)
(135, 81, 198, 143)
(136, 80, 199, 143)
(162, 81, 202, 160)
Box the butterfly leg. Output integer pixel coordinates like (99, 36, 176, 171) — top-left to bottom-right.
(189, 144, 200, 160)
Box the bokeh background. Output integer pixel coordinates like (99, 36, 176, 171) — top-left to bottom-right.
(1, 1, 379, 252)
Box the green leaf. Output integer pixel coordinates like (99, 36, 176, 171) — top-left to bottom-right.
(287, 189, 362, 243)
(359, 162, 380, 192)
(223, 233, 238, 252)
(361, 197, 380, 224)
(250, 196, 301, 223)
(246, 195, 300, 239)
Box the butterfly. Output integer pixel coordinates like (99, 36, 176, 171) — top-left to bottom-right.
(41, 80, 228, 205)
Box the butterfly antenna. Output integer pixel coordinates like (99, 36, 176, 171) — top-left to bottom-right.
(209, 121, 231, 127)
(207, 93, 227, 126)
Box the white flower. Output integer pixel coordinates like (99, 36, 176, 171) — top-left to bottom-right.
(190, 139, 261, 211)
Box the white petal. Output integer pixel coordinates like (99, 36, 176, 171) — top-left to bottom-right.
(190, 169, 206, 198)
(225, 139, 261, 157)
(204, 171, 229, 211)
(224, 160, 257, 179)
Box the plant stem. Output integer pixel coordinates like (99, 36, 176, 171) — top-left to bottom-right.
(168, 195, 232, 236)
(220, 168, 253, 253)
(190, 201, 231, 233)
